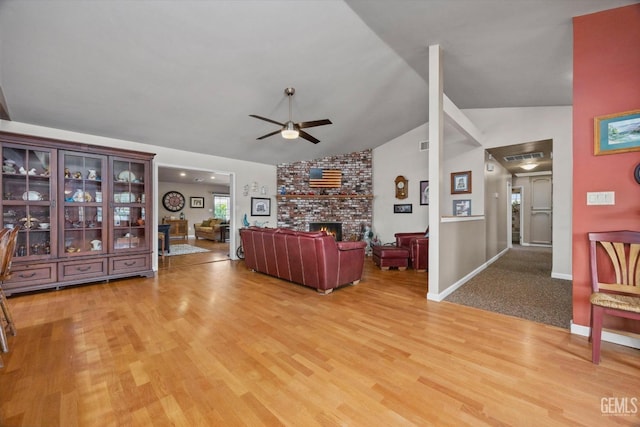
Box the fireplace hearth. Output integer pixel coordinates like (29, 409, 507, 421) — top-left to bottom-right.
(309, 222, 342, 241)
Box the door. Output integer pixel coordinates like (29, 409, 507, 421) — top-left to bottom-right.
(530, 176, 552, 245)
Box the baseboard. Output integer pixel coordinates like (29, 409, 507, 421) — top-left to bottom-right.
(551, 272, 572, 280)
(521, 242, 552, 248)
(571, 322, 640, 350)
(427, 247, 508, 302)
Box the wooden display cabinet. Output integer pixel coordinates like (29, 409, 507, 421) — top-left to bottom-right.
(0, 131, 155, 295)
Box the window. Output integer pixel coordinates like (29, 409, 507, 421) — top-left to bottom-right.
(213, 195, 230, 221)
(511, 192, 521, 206)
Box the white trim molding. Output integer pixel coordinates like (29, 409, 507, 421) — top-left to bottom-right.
(551, 272, 572, 280)
(571, 322, 640, 350)
(427, 247, 508, 301)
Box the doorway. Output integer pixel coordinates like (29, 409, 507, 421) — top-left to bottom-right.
(511, 187, 522, 244)
(157, 166, 232, 265)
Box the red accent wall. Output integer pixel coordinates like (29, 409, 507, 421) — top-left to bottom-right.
(572, 4, 640, 329)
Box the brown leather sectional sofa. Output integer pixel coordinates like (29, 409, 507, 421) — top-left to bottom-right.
(239, 227, 367, 294)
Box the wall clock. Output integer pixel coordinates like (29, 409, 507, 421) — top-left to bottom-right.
(395, 175, 408, 199)
(162, 191, 185, 212)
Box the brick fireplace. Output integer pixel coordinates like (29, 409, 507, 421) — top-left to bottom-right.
(309, 222, 343, 241)
(276, 150, 372, 241)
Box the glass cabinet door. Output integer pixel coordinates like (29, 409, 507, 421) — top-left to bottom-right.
(111, 158, 147, 251)
(60, 152, 107, 256)
(2, 145, 55, 259)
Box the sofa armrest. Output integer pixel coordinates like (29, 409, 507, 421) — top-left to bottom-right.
(395, 232, 426, 248)
(410, 237, 429, 245)
(409, 237, 429, 271)
(336, 241, 367, 251)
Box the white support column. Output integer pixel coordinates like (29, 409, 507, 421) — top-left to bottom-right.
(427, 44, 444, 300)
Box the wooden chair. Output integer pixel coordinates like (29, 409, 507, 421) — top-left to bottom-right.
(0, 228, 9, 356)
(588, 230, 640, 364)
(158, 233, 166, 260)
(0, 227, 19, 335)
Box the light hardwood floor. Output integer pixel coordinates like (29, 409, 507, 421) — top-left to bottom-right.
(1, 244, 639, 426)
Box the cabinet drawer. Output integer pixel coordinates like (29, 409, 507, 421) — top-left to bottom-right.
(59, 259, 107, 281)
(110, 254, 150, 274)
(4, 263, 57, 289)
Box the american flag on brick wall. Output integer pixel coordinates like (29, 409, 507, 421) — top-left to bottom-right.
(309, 168, 342, 188)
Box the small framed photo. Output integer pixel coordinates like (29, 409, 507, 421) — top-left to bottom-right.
(453, 199, 472, 216)
(251, 197, 271, 216)
(190, 197, 205, 208)
(594, 109, 640, 155)
(451, 171, 472, 194)
(394, 203, 413, 214)
(420, 180, 429, 205)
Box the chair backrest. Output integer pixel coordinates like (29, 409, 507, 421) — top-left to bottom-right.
(0, 227, 19, 282)
(589, 230, 640, 295)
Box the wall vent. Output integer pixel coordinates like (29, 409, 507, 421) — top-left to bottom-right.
(504, 152, 543, 162)
(419, 140, 429, 151)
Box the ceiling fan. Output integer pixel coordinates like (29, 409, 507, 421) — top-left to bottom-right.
(249, 87, 332, 144)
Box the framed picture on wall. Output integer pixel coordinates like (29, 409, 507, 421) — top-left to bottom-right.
(394, 204, 413, 214)
(594, 109, 640, 155)
(190, 197, 205, 208)
(251, 197, 271, 216)
(453, 199, 471, 216)
(420, 180, 429, 205)
(451, 171, 472, 194)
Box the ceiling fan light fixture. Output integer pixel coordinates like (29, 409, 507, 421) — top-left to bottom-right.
(250, 87, 330, 144)
(521, 163, 538, 171)
(281, 122, 299, 139)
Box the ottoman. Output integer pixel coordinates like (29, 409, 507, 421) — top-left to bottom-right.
(372, 245, 410, 270)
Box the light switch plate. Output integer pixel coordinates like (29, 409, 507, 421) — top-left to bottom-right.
(586, 191, 615, 205)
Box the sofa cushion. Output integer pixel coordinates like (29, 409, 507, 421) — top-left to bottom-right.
(200, 219, 212, 227)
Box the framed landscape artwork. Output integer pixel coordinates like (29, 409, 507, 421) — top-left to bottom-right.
(594, 109, 640, 155)
(394, 204, 413, 214)
(190, 197, 204, 208)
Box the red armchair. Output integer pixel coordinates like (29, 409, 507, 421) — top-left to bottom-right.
(394, 229, 429, 271)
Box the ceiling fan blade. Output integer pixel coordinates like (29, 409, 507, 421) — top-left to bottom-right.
(249, 114, 285, 127)
(256, 129, 282, 140)
(299, 130, 320, 144)
(297, 119, 332, 129)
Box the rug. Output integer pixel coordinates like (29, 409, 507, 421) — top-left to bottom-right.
(165, 244, 211, 256)
(444, 245, 572, 329)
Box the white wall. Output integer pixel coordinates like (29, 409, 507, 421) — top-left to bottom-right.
(463, 106, 572, 279)
(372, 105, 572, 290)
(484, 153, 510, 259)
(443, 142, 485, 217)
(0, 120, 277, 265)
(372, 124, 429, 244)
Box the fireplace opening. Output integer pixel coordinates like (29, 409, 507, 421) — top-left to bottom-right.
(309, 222, 342, 241)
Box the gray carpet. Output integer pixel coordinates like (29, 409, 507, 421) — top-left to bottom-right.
(444, 245, 572, 329)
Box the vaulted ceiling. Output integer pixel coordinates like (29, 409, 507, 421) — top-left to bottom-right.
(0, 0, 635, 165)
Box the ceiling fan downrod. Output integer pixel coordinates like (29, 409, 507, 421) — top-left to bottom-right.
(282, 87, 299, 139)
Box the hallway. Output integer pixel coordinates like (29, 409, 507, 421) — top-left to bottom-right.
(444, 245, 572, 328)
